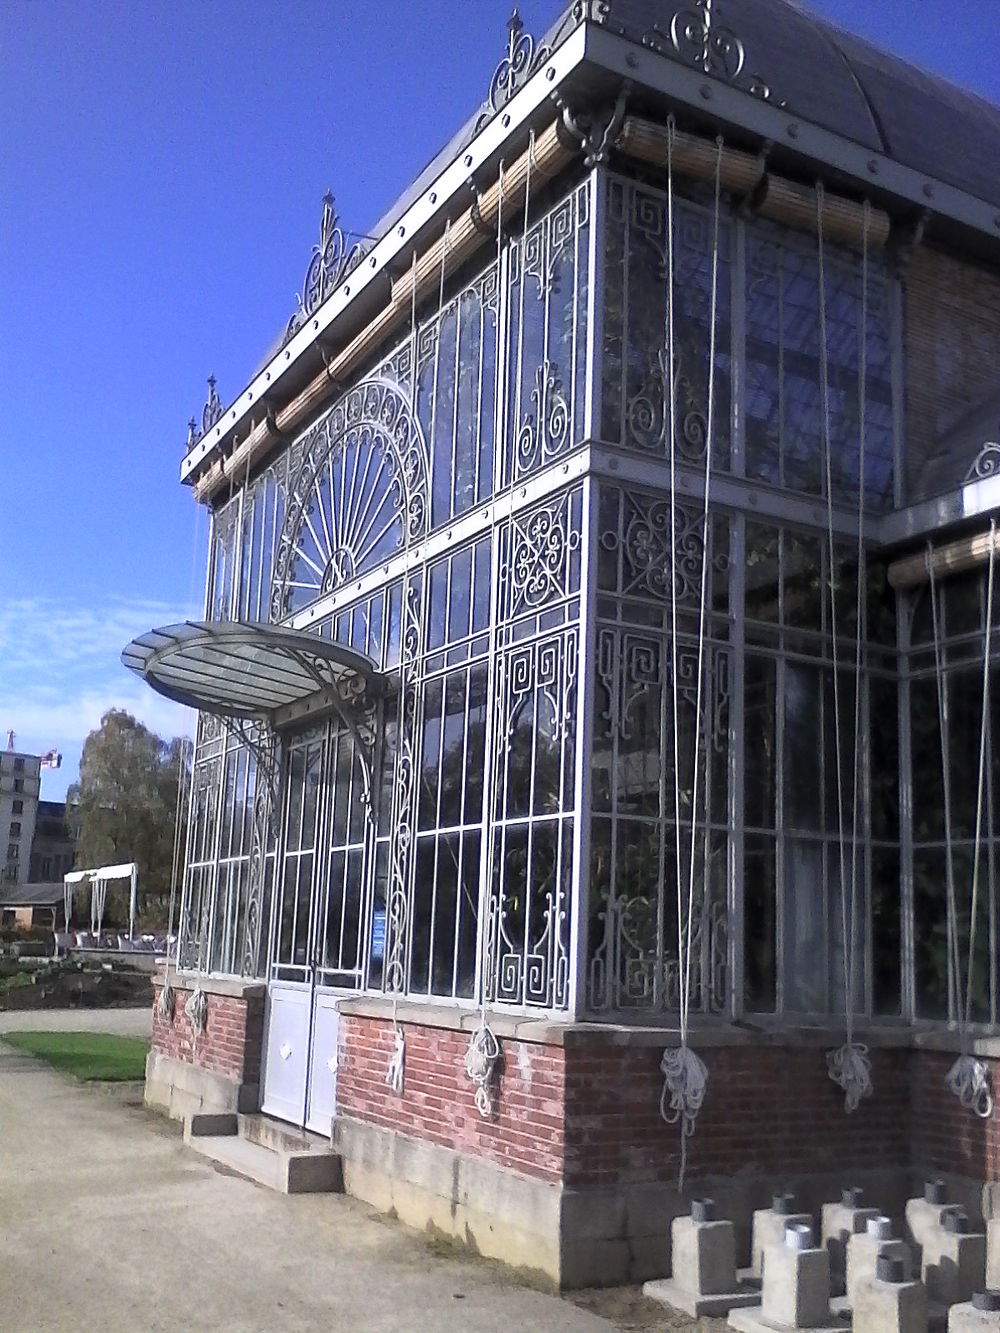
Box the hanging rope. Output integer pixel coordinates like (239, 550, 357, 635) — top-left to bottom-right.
(185, 984, 208, 1036)
(824, 190, 873, 1113)
(658, 127, 723, 1189)
(385, 999, 406, 1096)
(946, 1054, 994, 1119)
(932, 519, 997, 1118)
(465, 1020, 501, 1118)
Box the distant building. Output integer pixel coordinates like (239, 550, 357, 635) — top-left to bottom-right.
(29, 801, 76, 883)
(0, 751, 41, 887)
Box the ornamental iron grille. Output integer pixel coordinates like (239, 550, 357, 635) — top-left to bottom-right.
(603, 174, 733, 470)
(601, 173, 895, 512)
(484, 626, 578, 1009)
(480, 487, 583, 1010)
(271, 377, 429, 621)
(588, 483, 731, 1013)
(507, 184, 590, 485)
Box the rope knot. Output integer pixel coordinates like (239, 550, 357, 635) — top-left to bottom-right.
(946, 1055, 994, 1119)
(826, 1041, 873, 1113)
(156, 980, 176, 1023)
(465, 1024, 501, 1118)
(184, 985, 207, 1035)
(385, 1026, 406, 1096)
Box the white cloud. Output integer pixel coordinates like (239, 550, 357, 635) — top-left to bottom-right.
(0, 595, 198, 799)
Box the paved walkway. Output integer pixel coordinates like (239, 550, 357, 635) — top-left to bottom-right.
(0, 1010, 612, 1333)
(0, 1004, 152, 1037)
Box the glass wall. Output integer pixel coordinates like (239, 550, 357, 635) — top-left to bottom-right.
(179, 156, 938, 1029)
(907, 568, 1000, 1024)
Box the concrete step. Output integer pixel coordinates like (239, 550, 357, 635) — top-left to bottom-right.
(184, 1114, 342, 1194)
(237, 1113, 330, 1154)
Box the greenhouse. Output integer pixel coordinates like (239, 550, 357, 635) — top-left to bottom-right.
(126, 0, 1000, 1287)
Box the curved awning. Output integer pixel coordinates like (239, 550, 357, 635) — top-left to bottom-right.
(121, 620, 386, 722)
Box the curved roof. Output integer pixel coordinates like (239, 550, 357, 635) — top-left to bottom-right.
(121, 621, 385, 722)
(587, 0, 1000, 208)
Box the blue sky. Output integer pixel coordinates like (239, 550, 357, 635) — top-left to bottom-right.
(2, 0, 998, 801)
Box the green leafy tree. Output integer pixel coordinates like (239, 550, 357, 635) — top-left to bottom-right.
(65, 710, 190, 931)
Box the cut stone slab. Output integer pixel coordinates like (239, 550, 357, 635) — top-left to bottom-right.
(729, 1306, 847, 1333)
(645, 1277, 760, 1317)
(185, 1118, 343, 1195)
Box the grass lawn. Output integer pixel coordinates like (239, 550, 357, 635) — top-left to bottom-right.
(1, 1031, 149, 1081)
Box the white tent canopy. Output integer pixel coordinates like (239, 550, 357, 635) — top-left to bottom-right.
(63, 863, 138, 938)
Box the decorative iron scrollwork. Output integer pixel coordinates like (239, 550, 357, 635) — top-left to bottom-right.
(186, 376, 223, 451)
(270, 377, 429, 620)
(643, 0, 781, 104)
(554, 89, 628, 168)
(284, 193, 370, 345)
(965, 438, 1000, 483)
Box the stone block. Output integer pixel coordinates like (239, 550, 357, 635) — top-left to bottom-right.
(753, 1207, 814, 1278)
(923, 1216, 986, 1307)
(986, 1220, 1000, 1289)
(822, 1194, 881, 1278)
(672, 1214, 738, 1296)
(762, 1241, 832, 1328)
(907, 1186, 952, 1259)
(847, 1229, 914, 1308)
(853, 1273, 927, 1333)
(949, 1296, 1000, 1333)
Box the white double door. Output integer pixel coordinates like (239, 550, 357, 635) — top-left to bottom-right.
(261, 977, 341, 1134)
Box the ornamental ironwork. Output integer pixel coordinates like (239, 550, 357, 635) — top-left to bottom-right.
(500, 490, 582, 620)
(599, 489, 729, 605)
(642, 0, 780, 103)
(382, 576, 424, 994)
(474, 4, 610, 133)
(285, 193, 369, 344)
(270, 377, 429, 620)
(483, 628, 578, 1010)
(965, 438, 1000, 483)
(186, 376, 223, 451)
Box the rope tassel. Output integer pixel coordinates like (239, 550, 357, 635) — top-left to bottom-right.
(156, 980, 175, 1023)
(465, 1023, 500, 1118)
(385, 1026, 406, 1096)
(946, 1055, 994, 1120)
(659, 1046, 708, 1190)
(826, 1041, 873, 1113)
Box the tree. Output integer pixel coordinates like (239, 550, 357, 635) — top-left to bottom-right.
(65, 709, 190, 930)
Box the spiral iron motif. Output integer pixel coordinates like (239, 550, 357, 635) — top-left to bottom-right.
(643, 0, 779, 103)
(966, 439, 1000, 483)
(284, 193, 369, 344)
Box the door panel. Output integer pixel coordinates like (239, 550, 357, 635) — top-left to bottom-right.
(305, 992, 340, 1135)
(260, 978, 312, 1124)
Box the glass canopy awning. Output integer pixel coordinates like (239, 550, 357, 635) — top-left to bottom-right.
(121, 620, 386, 722)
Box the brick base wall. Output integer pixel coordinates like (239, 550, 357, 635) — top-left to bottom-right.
(151, 977, 264, 1083)
(336, 1015, 566, 1182)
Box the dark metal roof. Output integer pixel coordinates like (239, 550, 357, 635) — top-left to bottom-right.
(375, 0, 1000, 235)
(595, 0, 1000, 207)
(121, 621, 385, 722)
(0, 882, 64, 908)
